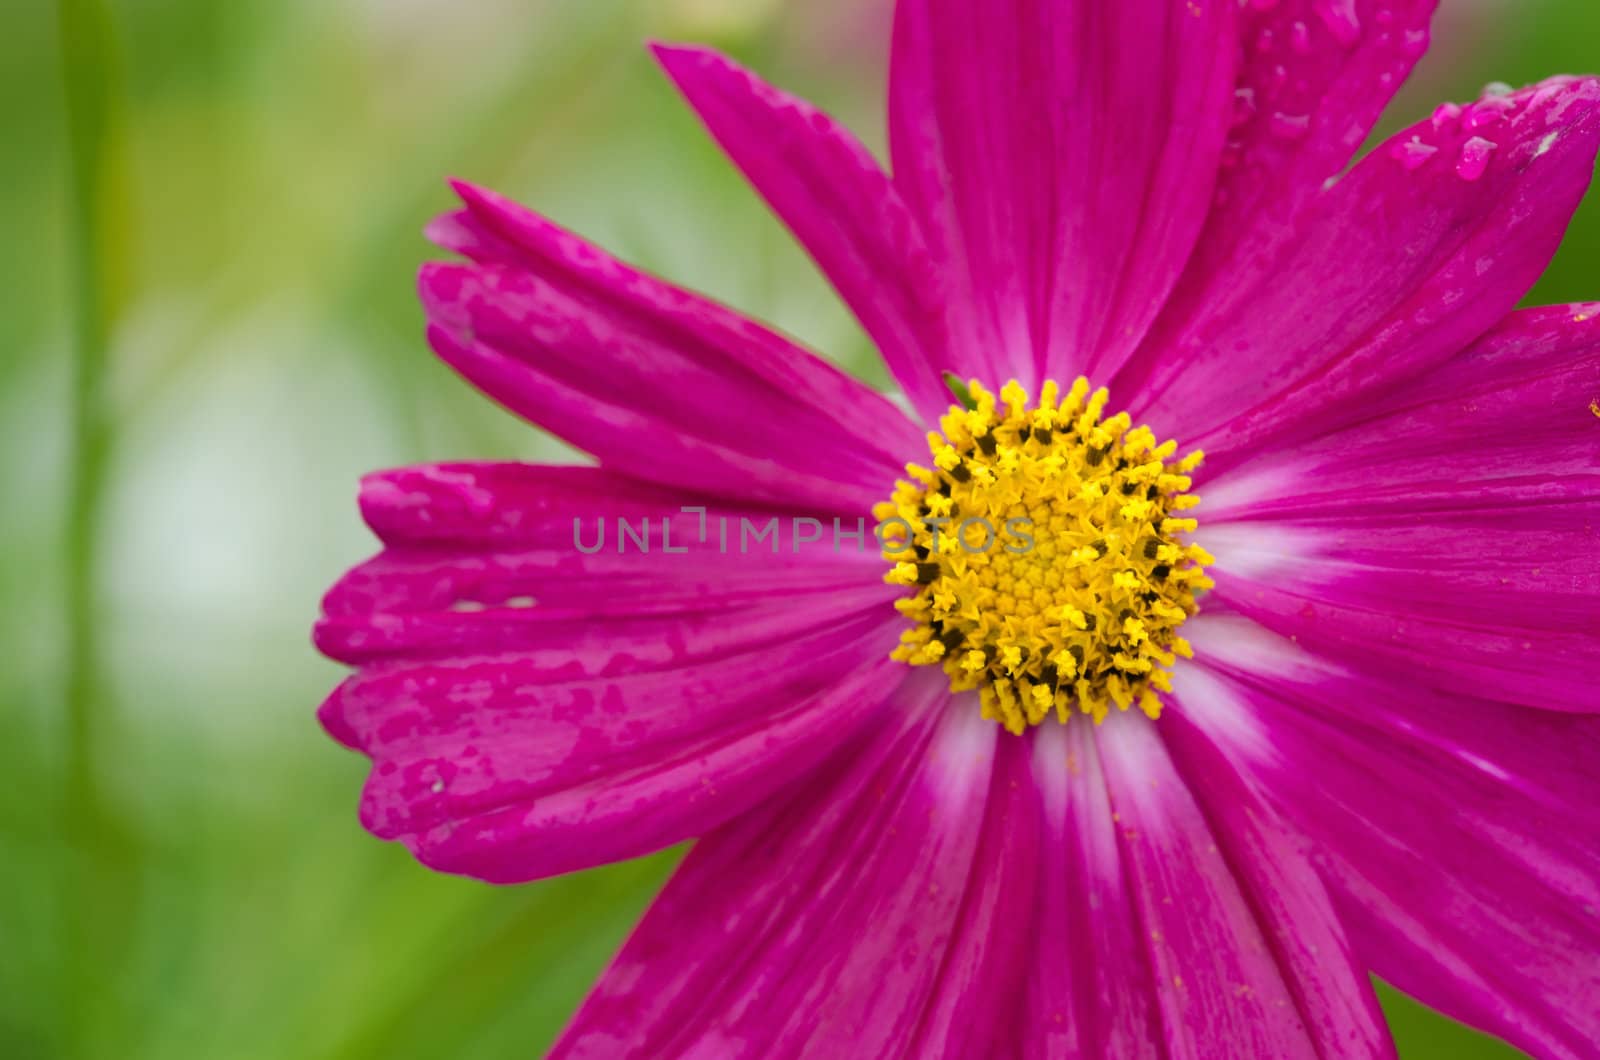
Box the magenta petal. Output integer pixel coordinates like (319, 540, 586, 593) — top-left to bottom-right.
(1205, 303, 1600, 520)
(1176, 633, 1600, 1058)
(1091, 712, 1387, 1057)
(650, 44, 954, 423)
(550, 688, 1038, 1058)
(319, 463, 892, 637)
(1210, 516, 1600, 713)
(893, 731, 1041, 1059)
(889, 0, 1237, 388)
(421, 182, 921, 511)
(1122, 78, 1600, 465)
(324, 614, 904, 883)
(1201, 306, 1600, 710)
(1156, 713, 1395, 1058)
(1025, 723, 1163, 1057)
(315, 463, 911, 881)
(1136, 1, 1440, 385)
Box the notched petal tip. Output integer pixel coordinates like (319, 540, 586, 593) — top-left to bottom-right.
(414, 261, 476, 330)
(316, 678, 366, 752)
(443, 180, 533, 244)
(650, 42, 759, 115)
(645, 38, 710, 70)
(445, 175, 487, 204)
(422, 207, 474, 251)
(420, 179, 498, 255)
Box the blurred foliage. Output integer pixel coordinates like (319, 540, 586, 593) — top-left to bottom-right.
(4, 0, 1594, 1055)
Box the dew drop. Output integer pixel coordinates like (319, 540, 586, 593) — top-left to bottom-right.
(1313, 0, 1361, 46)
(1483, 81, 1514, 97)
(1390, 135, 1438, 170)
(1456, 136, 1498, 181)
(1431, 101, 1463, 131)
(1269, 112, 1312, 140)
(1232, 87, 1258, 125)
(1529, 83, 1568, 110)
(1464, 95, 1516, 131)
(1290, 21, 1312, 54)
(1402, 28, 1428, 57)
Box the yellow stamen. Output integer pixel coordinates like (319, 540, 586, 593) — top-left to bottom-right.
(881, 378, 1211, 734)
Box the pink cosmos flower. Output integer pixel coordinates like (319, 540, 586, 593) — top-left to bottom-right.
(315, 1, 1600, 1055)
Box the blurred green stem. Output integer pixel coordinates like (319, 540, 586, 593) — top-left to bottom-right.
(58, 0, 119, 1053)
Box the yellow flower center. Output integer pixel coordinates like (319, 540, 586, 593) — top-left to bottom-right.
(876, 378, 1213, 734)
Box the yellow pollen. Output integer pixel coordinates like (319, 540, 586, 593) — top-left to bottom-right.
(876, 378, 1212, 735)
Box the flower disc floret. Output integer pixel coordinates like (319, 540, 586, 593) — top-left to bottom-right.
(877, 378, 1214, 733)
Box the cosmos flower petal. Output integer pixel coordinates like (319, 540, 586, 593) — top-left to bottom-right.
(549, 683, 1037, 1059)
(322, 612, 905, 884)
(1122, 77, 1600, 464)
(1198, 308, 1600, 711)
(888, 0, 1238, 389)
(315, 463, 908, 882)
(649, 43, 956, 423)
(890, 731, 1041, 1058)
(1174, 631, 1600, 1058)
(318, 463, 893, 640)
(1155, 714, 1395, 1059)
(1120, 0, 1441, 385)
(421, 182, 919, 512)
(1200, 304, 1600, 521)
(1091, 713, 1391, 1057)
(1025, 723, 1164, 1057)
(1206, 516, 1599, 713)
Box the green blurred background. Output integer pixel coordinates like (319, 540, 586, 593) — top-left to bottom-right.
(6, 0, 1596, 1056)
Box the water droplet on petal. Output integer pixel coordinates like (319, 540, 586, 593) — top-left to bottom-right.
(1456, 136, 1498, 181)
(1464, 95, 1516, 131)
(1402, 28, 1429, 57)
(1529, 82, 1569, 110)
(1431, 101, 1463, 131)
(1484, 81, 1514, 97)
(1269, 112, 1312, 140)
(1290, 21, 1312, 54)
(1220, 139, 1244, 171)
(1313, 0, 1361, 47)
(1232, 87, 1258, 125)
(1390, 135, 1438, 171)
